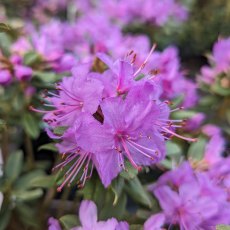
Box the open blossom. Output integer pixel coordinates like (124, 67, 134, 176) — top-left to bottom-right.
(198, 37, 230, 85)
(71, 200, 128, 230)
(149, 162, 230, 229)
(34, 49, 196, 189)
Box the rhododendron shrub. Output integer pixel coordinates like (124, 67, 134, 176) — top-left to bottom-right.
(0, 1, 230, 230)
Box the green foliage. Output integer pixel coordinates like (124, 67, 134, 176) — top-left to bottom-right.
(60, 215, 78, 230)
(188, 136, 207, 160)
(216, 225, 230, 230)
(22, 112, 40, 139)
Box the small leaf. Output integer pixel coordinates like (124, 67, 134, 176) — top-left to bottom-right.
(29, 175, 56, 188)
(22, 113, 40, 139)
(188, 136, 207, 161)
(24, 52, 41, 66)
(33, 71, 60, 83)
(5, 151, 23, 182)
(111, 177, 125, 205)
(15, 203, 40, 228)
(166, 142, 181, 156)
(13, 170, 45, 190)
(53, 126, 68, 136)
(125, 177, 152, 208)
(38, 143, 58, 152)
(13, 189, 43, 201)
(99, 192, 127, 220)
(59, 215, 78, 230)
(160, 159, 173, 169)
(0, 205, 11, 230)
(172, 110, 197, 120)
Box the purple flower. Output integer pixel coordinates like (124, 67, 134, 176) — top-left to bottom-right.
(203, 132, 225, 167)
(32, 64, 103, 127)
(48, 217, 62, 230)
(14, 65, 33, 81)
(0, 70, 12, 85)
(198, 37, 230, 85)
(144, 213, 165, 230)
(34, 51, 196, 189)
(185, 113, 205, 131)
(71, 200, 128, 230)
(150, 162, 230, 229)
(212, 37, 230, 73)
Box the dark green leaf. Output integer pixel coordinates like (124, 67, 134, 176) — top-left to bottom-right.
(60, 215, 78, 230)
(0, 205, 11, 230)
(111, 177, 125, 205)
(99, 192, 127, 220)
(125, 177, 152, 208)
(15, 203, 40, 228)
(22, 113, 40, 139)
(24, 52, 41, 66)
(33, 71, 59, 83)
(13, 170, 45, 190)
(38, 143, 58, 152)
(5, 151, 23, 182)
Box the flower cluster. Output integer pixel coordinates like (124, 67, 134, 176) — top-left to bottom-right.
(0, 50, 33, 86)
(33, 48, 196, 191)
(146, 124, 230, 229)
(147, 161, 230, 229)
(30, 0, 188, 26)
(198, 37, 230, 88)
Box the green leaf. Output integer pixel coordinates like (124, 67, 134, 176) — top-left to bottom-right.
(24, 52, 41, 66)
(13, 170, 45, 190)
(0, 206, 11, 230)
(212, 78, 230, 96)
(13, 189, 43, 201)
(216, 225, 230, 230)
(59, 215, 78, 230)
(111, 177, 125, 205)
(29, 175, 56, 188)
(5, 151, 23, 182)
(199, 95, 219, 106)
(188, 136, 207, 161)
(22, 113, 40, 139)
(171, 94, 184, 108)
(172, 110, 197, 120)
(99, 192, 127, 220)
(160, 159, 173, 169)
(166, 142, 181, 156)
(15, 203, 40, 228)
(33, 71, 59, 83)
(125, 177, 152, 208)
(0, 23, 11, 33)
(120, 161, 138, 180)
(38, 143, 58, 152)
(53, 126, 68, 136)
